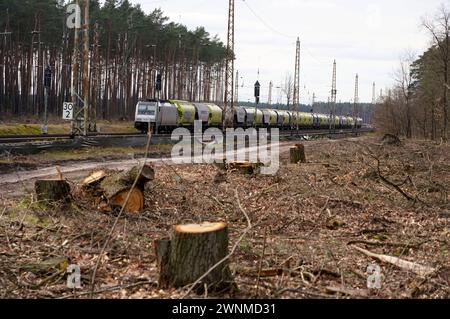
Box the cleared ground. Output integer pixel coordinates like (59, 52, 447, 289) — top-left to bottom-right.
(0, 136, 449, 299)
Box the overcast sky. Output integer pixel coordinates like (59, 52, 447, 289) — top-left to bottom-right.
(132, 0, 443, 104)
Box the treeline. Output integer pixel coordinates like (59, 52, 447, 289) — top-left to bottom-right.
(0, 0, 228, 120)
(374, 5, 450, 140)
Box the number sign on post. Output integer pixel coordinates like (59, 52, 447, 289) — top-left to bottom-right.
(63, 102, 74, 120)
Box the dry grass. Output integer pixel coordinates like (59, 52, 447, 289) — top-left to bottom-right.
(0, 136, 449, 299)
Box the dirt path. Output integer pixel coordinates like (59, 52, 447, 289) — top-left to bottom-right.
(0, 141, 299, 198)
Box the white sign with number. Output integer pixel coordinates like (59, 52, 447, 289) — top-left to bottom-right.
(63, 102, 74, 120)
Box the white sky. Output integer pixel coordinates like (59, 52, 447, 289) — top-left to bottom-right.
(132, 0, 442, 104)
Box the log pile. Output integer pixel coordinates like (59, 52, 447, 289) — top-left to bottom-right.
(155, 222, 234, 293)
(82, 164, 155, 214)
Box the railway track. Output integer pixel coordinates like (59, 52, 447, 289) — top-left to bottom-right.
(0, 128, 372, 144)
(0, 128, 373, 156)
(0, 132, 146, 144)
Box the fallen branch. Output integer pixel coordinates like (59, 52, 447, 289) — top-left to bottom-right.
(325, 285, 369, 298)
(59, 280, 157, 299)
(235, 267, 283, 278)
(352, 246, 436, 277)
(347, 240, 427, 249)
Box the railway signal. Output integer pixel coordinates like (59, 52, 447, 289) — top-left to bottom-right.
(254, 81, 261, 105)
(156, 74, 162, 95)
(42, 66, 52, 134)
(44, 66, 52, 88)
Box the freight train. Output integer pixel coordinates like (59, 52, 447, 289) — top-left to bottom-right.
(134, 99, 363, 133)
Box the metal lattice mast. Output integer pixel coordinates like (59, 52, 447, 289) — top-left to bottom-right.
(330, 60, 337, 131)
(312, 93, 316, 111)
(293, 37, 300, 111)
(372, 82, 376, 104)
(223, 0, 235, 128)
(268, 81, 273, 105)
(235, 70, 239, 104)
(82, 0, 90, 136)
(71, 0, 80, 136)
(353, 74, 359, 129)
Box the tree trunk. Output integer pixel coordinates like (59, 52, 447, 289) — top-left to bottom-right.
(155, 222, 233, 293)
(109, 187, 145, 214)
(35, 180, 71, 204)
(290, 144, 306, 164)
(84, 164, 154, 214)
(99, 164, 154, 198)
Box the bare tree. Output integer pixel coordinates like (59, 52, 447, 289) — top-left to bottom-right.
(394, 52, 416, 138)
(422, 4, 450, 139)
(283, 73, 294, 109)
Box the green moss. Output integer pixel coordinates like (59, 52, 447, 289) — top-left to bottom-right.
(239, 239, 253, 255)
(0, 121, 137, 136)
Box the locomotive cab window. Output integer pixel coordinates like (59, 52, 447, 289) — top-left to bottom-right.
(138, 103, 157, 116)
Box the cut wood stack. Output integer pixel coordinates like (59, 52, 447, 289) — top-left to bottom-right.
(155, 222, 233, 293)
(82, 164, 155, 214)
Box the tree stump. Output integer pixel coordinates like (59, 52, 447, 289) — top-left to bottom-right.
(290, 144, 306, 164)
(227, 161, 263, 174)
(35, 180, 71, 204)
(99, 164, 154, 199)
(109, 187, 145, 214)
(155, 222, 233, 293)
(382, 134, 402, 146)
(83, 164, 155, 214)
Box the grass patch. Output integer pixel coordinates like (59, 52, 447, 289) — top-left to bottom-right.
(0, 121, 138, 136)
(1, 145, 173, 166)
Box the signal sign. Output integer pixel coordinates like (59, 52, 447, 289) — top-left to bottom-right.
(63, 102, 74, 120)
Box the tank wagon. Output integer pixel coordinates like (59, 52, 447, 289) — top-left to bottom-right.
(135, 99, 363, 133)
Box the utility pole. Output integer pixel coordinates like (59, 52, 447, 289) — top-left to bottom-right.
(353, 74, 359, 130)
(1, 9, 12, 114)
(330, 60, 337, 132)
(235, 70, 239, 104)
(268, 81, 273, 105)
(223, 0, 235, 128)
(71, 0, 80, 136)
(312, 93, 316, 112)
(91, 21, 99, 132)
(372, 82, 376, 104)
(82, 0, 90, 136)
(43, 66, 52, 134)
(293, 37, 300, 112)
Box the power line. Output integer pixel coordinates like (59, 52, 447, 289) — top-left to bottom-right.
(241, 0, 295, 39)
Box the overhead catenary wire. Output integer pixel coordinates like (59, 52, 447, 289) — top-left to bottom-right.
(240, 0, 329, 67)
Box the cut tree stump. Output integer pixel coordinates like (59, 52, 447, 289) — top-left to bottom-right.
(99, 164, 155, 199)
(290, 144, 306, 164)
(382, 134, 402, 146)
(109, 187, 145, 214)
(155, 222, 233, 293)
(83, 164, 155, 214)
(227, 161, 263, 174)
(82, 170, 108, 188)
(35, 180, 71, 204)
